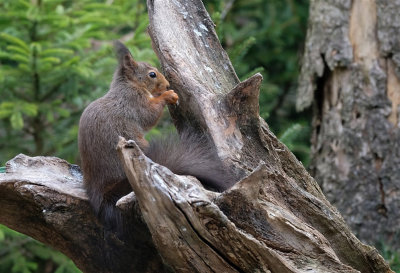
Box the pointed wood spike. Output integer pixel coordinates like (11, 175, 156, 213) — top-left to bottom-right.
(226, 73, 263, 124)
(222, 163, 268, 202)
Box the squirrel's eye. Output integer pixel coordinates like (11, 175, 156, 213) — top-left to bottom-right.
(149, 72, 157, 78)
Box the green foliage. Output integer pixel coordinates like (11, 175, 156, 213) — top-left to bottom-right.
(376, 241, 400, 272)
(0, 225, 81, 273)
(0, 0, 156, 165)
(279, 123, 311, 166)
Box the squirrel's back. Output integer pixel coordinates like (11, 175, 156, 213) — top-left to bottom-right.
(79, 97, 132, 232)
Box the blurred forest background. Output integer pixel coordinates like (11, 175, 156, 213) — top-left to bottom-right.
(0, 0, 398, 272)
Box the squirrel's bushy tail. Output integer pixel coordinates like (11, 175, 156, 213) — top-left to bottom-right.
(145, 131, 233, 191)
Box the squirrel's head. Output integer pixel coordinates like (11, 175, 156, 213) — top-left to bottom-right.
(114, 40, 170, 96)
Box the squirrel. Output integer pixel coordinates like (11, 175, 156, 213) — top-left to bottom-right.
(78, 41, 231, 235)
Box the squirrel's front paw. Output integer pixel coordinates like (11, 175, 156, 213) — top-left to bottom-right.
(164, 90, 179, 105)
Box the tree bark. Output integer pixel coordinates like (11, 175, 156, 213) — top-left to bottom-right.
(298, 0, 400, 249)
(0, 0, 395, 272)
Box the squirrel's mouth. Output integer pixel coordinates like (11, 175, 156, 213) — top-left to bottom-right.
(152, 85, 170, 97)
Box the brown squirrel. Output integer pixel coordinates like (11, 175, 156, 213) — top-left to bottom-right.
(78, 41, 231, 234)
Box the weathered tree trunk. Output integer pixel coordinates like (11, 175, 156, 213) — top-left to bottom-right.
(0, 154, 168, 273)
(0, 0, 395, 272)
(298, 0, 400, 249)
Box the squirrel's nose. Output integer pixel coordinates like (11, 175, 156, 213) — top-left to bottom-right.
(166, 85, 170, 90)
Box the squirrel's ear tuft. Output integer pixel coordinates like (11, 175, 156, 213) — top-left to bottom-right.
(113, 40, 138, 70)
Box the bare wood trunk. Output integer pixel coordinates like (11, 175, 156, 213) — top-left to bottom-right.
(0, 0, 395, 272)
(298, 0, 400, 249)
